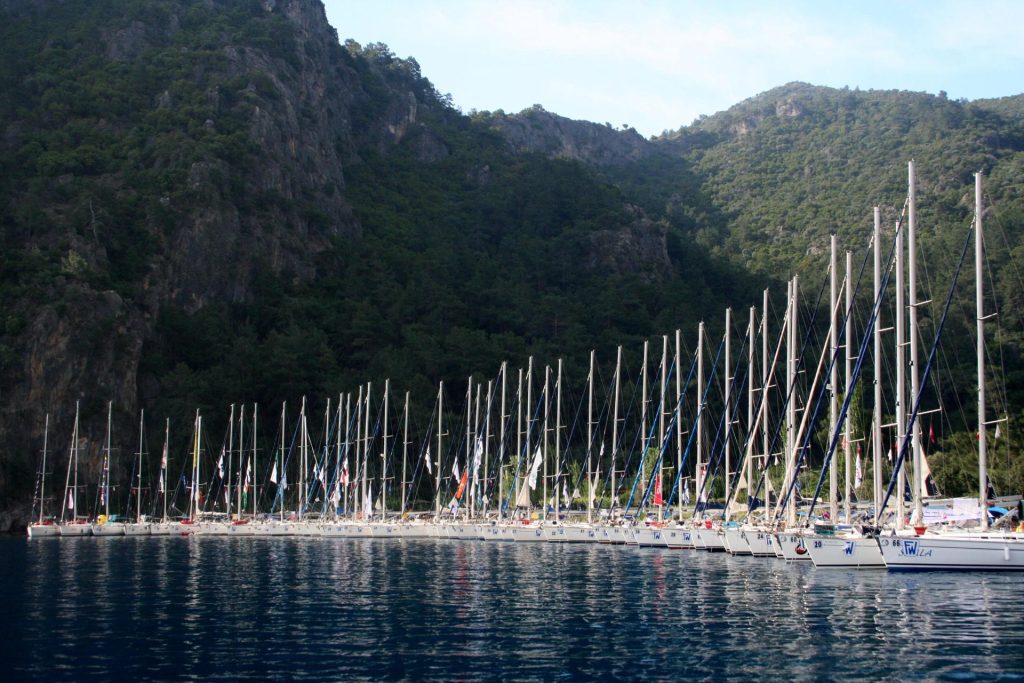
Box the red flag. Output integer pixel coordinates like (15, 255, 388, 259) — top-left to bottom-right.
(653, 474, 664, 506)
(929, 423, 936, 445)
(454, 469, 469, 500)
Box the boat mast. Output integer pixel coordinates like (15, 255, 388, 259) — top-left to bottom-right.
(227, 404, 234, 518)
(542, 364, 550, 520)
(344, 393, 352, 519)
(976, 171, 989, 530)
(193, 410, 202, 521)
(39, 413, 49, 524)
(163, 418, 169, 523)
(830, 235, 839, 523)
(499, 362, 507, 522)
(659, 335, 668, 519)
(237, 405, 245, 518)
(675, 330, 683, 522)
(747, 307, 755, 521)
(136, 409, 144, 524)
(873, 208, 884, 526)
(252, 403, 257, 518)
(299, 397, 307, 517)
(383, 379, 389, 521)
(104, 401, 112, 520)
(401, 390, 409, 519)
(587, 349, 595, 525)
(724, 309, 732, 506)
(908, 160, 925, 527)
(844, 249, 853, 522)
(762, 290, 769, 521)
(696, 321, 705, 516)
(465, 376, 472, 519)
(641, 339, 648, 506)
(555, 358, 562, 520)
(786, 277, 798, 529)
(895, 189, 907, 530)
(363, 383, 371, 520)
(611, 345, 622, 514)
(484, 379, 492, 518)
(279, 402, 285, 522)
(435, 381, 443, 522)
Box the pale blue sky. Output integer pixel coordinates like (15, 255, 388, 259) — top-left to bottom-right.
(323, 1, 1024, 137)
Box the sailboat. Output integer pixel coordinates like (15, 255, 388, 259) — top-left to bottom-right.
(27, 414, 59, 538)
(878, 169, 1024, 570)
(92, 402, 126, 536)
(57, 402, 91, 536)
(123, 410, 152, 536)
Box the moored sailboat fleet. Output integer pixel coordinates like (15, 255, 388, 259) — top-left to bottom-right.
(27, 164, 1024, 570)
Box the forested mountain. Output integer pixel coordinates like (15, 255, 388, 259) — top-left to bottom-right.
(1, 0, 1021, 527)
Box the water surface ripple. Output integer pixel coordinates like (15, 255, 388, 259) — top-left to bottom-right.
(3, 537, 1022, 681)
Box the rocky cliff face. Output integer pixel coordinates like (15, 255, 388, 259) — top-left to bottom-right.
(0, 0, 442, 529)
(484, 106, 652, 166)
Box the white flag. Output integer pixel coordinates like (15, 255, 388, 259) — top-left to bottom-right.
(270, 461, 278, 484)
(217, 448, 225, 479)
(472, 437, 483, 472)
(562, 480, 569, 501)
(317, 464, 326, 485)
(67, 489, 75, 511)
(682, 481, 691, 507)
(341, 459, 349, 485)
(280, 472, 288, 491)
(452, 459, 461, 483)
(161, 443, 168, 469)
(365, 485, 373, 515)
(527, 448, 542, 490)
(424, 446, 432, 475)
(159, 470, 165, 494)
(332, 485, 340, 507)
(855, 450, 863, 489)
(994, 423, 1002, 441)
(224, 485, 230, 505)
(244, 460, 252, 489)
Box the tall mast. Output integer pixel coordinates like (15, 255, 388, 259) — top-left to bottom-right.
(300, 397, 307, 516)
(895, 189, 907, 530)
(829, 234, 839, 522)
(499, 362, 507, 522)
(543, 364, 550, 520)
(435, 381, 443, 521)
(976, 171, 988, 530)
(526, 357, 534, 511)
(136, 409, 144, 524)
(587, 350, 595, 525)
(39, 413, 49, 524)
(62, 403, 79, 523)
(237, 404, 245, 517)
(612, 345, 622, 513)
(485, 379, 492, 517)
(873, 208, 884, 525)
(383, 379, 390, 521)
(908, 159, 925, 527)
(555, 358, 563, 519)
(402, 390, 409, 518)
(747, 306, 756, 520)
(227, 404, 235, 518)
(762, 290, 770, 520)
(344, 394, 352, 519)
(163, 418, 169, 523)
(641, 339, 649, 496)
(659, 335, 668, 519)
(786, 278, 798, 529)
(104, 401, 112, 519)
(465, 377, 473, 519)
(697, 321, 705, 513)
(194, 410, 202, 521)
(279, 403, 285, 521)
(675, 329, 683, 522)
(515, 367, 522, 519)
(363, 383, 371, 519)
(252, 404, 258, 518)
(724, 308, 732, 505)
(844, 249, 853, 521)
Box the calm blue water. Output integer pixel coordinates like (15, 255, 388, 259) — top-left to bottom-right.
(3, 536, 1022, 681)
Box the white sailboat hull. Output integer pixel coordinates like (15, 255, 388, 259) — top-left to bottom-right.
(774, 531, 812, 561)
(694, 527, 727, 552)
(743, 528, 777, 557)
(90, 523, 126, 537)
(723, 527, 751, 555)
(807, 535, 885, 568)
(58, 522, 92, 537)
(632, 526, 669, 547)
(27, 523, 60, 538)
(663, 527, 693, 549)
(123, 523, 151, 536)
(878, 532, 1024, 571)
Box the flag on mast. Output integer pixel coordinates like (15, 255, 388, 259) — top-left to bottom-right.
(270, 461, 278, 484)
(217, 448, 225, 479)
(67, 489, 74, 511)
(455, 469, 469, 500)
(452, 459, 461, 483)
(341, 458, 349, 485)
(527, 448, 542, 490)
(424, 446, 432, 475)
(854, 446, 863, 489)
(653, 474, 664, 506)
